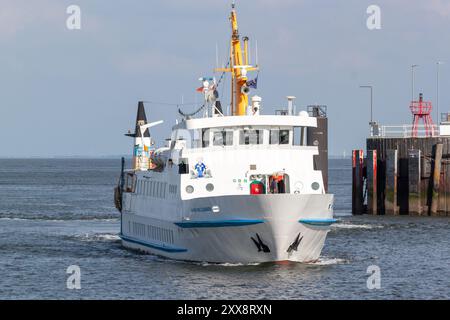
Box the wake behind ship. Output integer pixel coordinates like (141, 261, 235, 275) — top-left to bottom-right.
(114, 4, 335, 263)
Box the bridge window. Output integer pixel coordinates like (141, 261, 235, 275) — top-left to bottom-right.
(202, 129, 210, 148)
(213, 130, 234, 146)
(240, 129, 264, 145)
(270, 129, 290, 145)
(293, 126, 307, 146)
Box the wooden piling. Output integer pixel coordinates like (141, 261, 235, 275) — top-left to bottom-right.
(430, 143, 443, 215)
(443, 161, 450, 215)
(367, 150, 377, 215)
(408, 149, 422, 215)
(359, 137, 450, 215)
(385, 149, 398, 215)
(352, 150, 364, 215)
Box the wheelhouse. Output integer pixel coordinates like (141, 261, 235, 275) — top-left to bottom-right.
(170, 114, 318, 150)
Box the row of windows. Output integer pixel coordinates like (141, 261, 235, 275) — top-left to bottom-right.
(130, 222, 174, 244)
(136, 179, 167, 198)
(239, 129, 289, 145)
(197, 128, 303, 147)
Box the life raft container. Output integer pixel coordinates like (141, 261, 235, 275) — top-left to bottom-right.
(250, 181, 265, 195)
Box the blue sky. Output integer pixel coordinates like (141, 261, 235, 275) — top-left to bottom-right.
(1, 0, 450, 157)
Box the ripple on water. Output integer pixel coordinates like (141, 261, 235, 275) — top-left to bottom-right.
(306, 257, 349, 266)
(332, 223, 384, 230)
(73, 233, 121, 242)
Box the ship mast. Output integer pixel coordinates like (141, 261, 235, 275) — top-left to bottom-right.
(215, 3, 258, 116)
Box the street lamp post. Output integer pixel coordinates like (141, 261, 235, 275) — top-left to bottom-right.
(437, 61, 443, 123)
(411, 64, 419, 102)
(360, 85, 373, 125)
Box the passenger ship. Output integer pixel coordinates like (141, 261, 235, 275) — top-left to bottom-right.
(114, 4, 335, 263)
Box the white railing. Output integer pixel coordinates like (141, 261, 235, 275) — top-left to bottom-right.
(370, 124, 440, 138)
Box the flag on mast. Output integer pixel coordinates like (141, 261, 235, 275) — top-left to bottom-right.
(246, 76, 258, 89)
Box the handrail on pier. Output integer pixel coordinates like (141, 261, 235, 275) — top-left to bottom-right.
(370, 124, 440, 138)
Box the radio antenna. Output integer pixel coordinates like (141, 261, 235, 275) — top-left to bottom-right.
(215, 43, 219, 69)
(255, 39, 259, 66)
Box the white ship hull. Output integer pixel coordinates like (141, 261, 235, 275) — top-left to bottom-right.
(120, 193, 334, 263)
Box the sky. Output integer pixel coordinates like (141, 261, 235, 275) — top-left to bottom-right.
(1, 0, 450, 157)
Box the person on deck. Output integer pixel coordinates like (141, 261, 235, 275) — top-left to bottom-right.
(270, 175, 277, 194)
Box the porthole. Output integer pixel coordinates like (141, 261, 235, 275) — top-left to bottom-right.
(206, 183, 214, 192)
(186, 185, 194, 194)
(311, 182, 320, 190)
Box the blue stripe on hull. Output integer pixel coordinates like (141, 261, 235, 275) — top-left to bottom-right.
(120, 234, 187, 253)
(299, 218, 338, 226)
(174, 219, 264, 228)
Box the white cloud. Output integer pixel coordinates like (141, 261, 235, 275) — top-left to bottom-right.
(428, 0, 450, 17)
(390, 0, 450, 19)
(0, 0, 64, 41)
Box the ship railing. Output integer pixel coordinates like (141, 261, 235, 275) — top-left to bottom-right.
(370, 124, 440, 138)
(307, 105, 327, 117)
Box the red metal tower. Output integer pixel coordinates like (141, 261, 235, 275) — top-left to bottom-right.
(410, 93, 435, 137)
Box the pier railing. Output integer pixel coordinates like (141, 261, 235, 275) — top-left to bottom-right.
(370, 124, 440, 138)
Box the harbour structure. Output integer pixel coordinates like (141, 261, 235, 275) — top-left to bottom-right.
(353, 93, 450, 216)
(114, 4, 334, 263)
